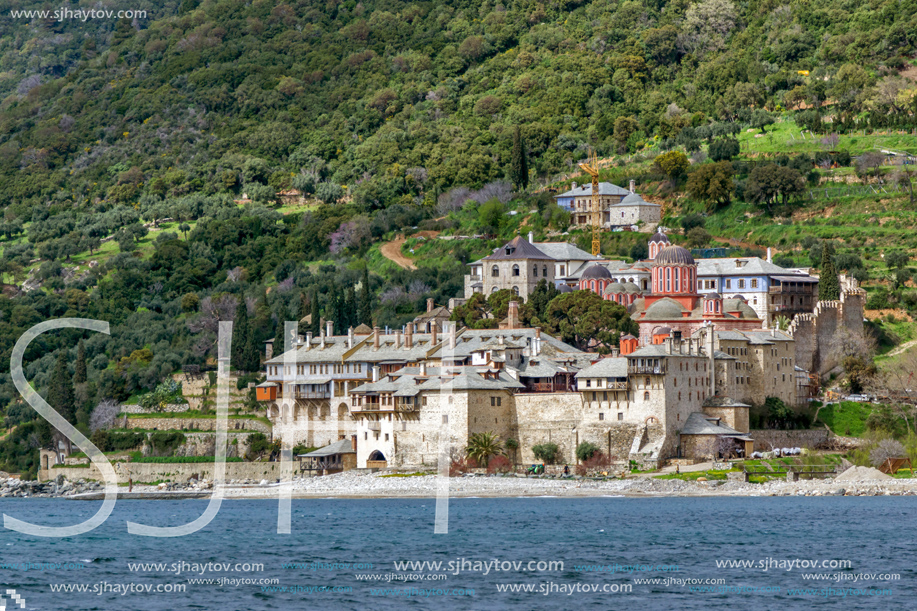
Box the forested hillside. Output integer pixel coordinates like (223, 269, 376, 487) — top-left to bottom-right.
(1, 0, 917, 475)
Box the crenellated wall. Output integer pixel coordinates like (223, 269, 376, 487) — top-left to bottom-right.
(789, 277, 865, 376)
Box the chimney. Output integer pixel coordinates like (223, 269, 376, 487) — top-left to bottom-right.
(771, 327, 776, 337)
(572, 181, 578, 190)
(373, 326, 380, 350)
(507, 301, 519, 330)
(767, 247, 773, 263)
(405, 323, 414, 349)
(610, 347, 620, 357)
(498, 335, 504, 345)
(395, 329, 402, 349)
(320, 330, 326, 350)
(528, 231, 534, 243)
(372, 366, 380, 382)
(629, 179, 635, 193)
(325, 320, 332, 337)
(427, 298, 434, 313)
(420, 362, 427, 376)
(448, 323, 456, 350)
(348, 327, 354, 349)
(664, 335, 673, 355)
(305, 332, 312, 349)
(431, 323, 438, 346)
(534, 327, 542, 356)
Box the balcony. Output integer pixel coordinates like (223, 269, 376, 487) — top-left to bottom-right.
(293, 390, 330, 400)
(769, 286, 815, 295)
(367, 421, 381, 431)
(523, 382, 576, 393)
(628, 365, 666, 375)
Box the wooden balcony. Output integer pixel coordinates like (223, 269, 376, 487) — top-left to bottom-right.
(629, 365, 665, 375)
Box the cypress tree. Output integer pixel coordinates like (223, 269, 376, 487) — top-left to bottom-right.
(73, 339, 87, 385)
(510, 126, 529, 191)
(819, 242, 840, 301)
(298, 291, 309, 321)
(48, 350, 75, 425)
(344, 286, 357, 329)
(359, 266, 372, 325)
(232, 299, 252, 372)
(310, 292, 321, 336)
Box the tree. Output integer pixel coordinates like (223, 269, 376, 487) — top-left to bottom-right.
(232, 299, 258, 372)
(843, 356, 876, 394)
(613, 116, 639, 151)
(682, 0, 737, 55)
(89, 399, 121, 432)
(48, 350, 76, 425)
(505, 437, 519, 465)
(73, 339, 87, 385)
(532, 442, 560, 464)
(686, 161, 734, 209)
(869, 439, 906, 468)
(526, 279, 559, 325)
(750, 110, 775, 134)
(316, 182, 343, 204)
(542, 291, 637, 353)
(885, 251, 910, 271)
(359, 265, 372, 326)
(466, 432, 504, 467)
(654, 150, 689, 185)
(708, 139, 739, 162)
(819, 242, 840, 301)
(745, 164, 805, 213)
(310, 291, 321, 336)
(686, 227, 712, 248)
(510, 127, 529, 191)
(576, 441, 600, 462)
(680, 213, 706, 231)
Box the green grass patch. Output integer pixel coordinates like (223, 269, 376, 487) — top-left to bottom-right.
(816, 402, 874, 437)
(654, 468, 737, 481)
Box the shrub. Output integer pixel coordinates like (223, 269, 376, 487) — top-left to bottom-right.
(576, 451, 611, 476)
(449, 456, 475, 476)
(576, 441, 600, 462)
(869, 438, 906, 467)
(108, 431, 147, 451)
(487, 455, 513, 474)
(148, 431, 186, 456)
(532, 442, 560, 464)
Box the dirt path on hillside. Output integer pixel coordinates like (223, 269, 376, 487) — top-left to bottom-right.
(379, 231, 440, 270)
(888, 339, 917, 357)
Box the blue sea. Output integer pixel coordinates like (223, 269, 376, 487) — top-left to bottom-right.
(0, 496, 913, 610)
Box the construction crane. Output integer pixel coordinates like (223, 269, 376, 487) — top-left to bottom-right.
(578, 151, 601, 256)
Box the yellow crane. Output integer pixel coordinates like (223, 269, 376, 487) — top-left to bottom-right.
(578, 151, 601, 256)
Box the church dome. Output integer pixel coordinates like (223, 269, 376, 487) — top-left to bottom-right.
(703, 292, 722, 300)
(649, 231, 670, 244)
(557, 284, 574, 293)
(653, 244, 695, 266)
(581, 264, 613, 280)
(621, 282, 642, 294)
(643, 298, 686, 320)
(604, 282, 625, 295)
(620, 192, 646, 205)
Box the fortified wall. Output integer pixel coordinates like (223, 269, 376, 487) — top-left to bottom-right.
(788, 276, 866, 376)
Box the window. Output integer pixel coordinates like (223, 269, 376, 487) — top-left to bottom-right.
(442, 415, 448, 424)
(738, 279, 745, 289)
(560, 266, 565, 276)
(491, 265, 499, 277)
(725, 279, 731, 289)
(618, 413, 623, 421)
(533, 265, 538, 277)
(599, 413, 604, 421)
(751, 279, 758, 288)
(512, 264, 520, 277)
(512, 286, 519, 296)
(422, 396, 427, 406)
(586, 380, 591, 387)
(644, 391, 650, 401)
(385, 434, 389, 441)
(592, 392, 597, 402)
(644, 377, 650, 387)
(364, 432, 367, 440)
(543, 266, 548, 277)
(603, 391, 607, 401)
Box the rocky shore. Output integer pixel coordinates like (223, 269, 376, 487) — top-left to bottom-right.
(6, 471, 917, 500)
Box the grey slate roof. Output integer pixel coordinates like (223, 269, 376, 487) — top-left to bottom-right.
(555, 182, 632, 198)
(483, 236, 553, 260)
(680, 412, 742, 436)
(427, 328, 582, 360)
(575, 357, 628, 379)
(300, 439, 355, 457)
(532, 242, 600, 262)
(696, 257, 812, 278)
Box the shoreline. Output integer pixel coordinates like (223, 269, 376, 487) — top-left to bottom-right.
(51, 470, 917, 500)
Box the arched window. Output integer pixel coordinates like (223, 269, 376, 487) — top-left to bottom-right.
(533, 265, 538, 277)
(643, 391, 650, 401)
(491, 265, 499, 277)
(543, 265, 548, 277)
(491, 286, 499, 293)
(512, 264, 520, 276)
(512, 286, 519, 296)
(644, 377, 651, 387)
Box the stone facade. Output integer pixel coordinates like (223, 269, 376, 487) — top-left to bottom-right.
(125, 417, 271, 435)
(750, 429, 830, 452)
(41, 461, 284, 484)
(788, 275, 866, 376)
